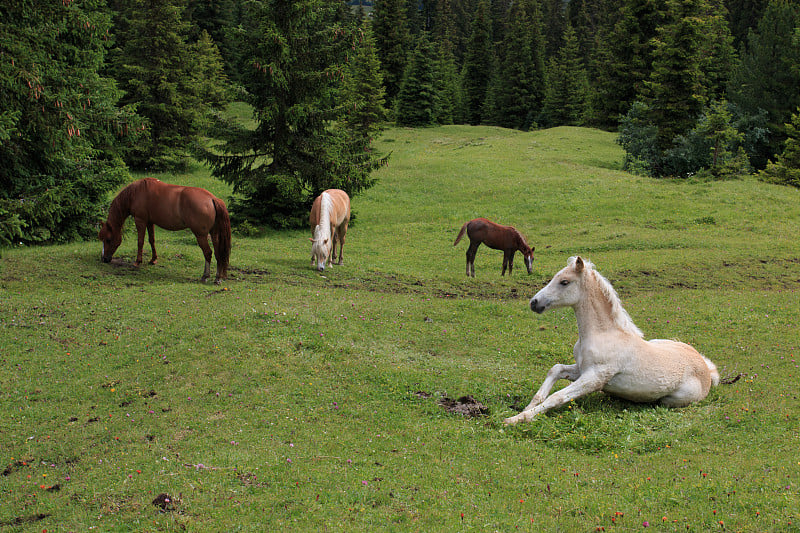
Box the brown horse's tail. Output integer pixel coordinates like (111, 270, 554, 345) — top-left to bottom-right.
(213, 198, 232, 278)
(453, 221, 469, 246)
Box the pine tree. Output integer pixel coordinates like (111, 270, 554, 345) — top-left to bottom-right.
(491, 0, 542, 130)
(729, 0, 800, 169)
(0, 0, 141, 245)
(461, 0, 493, 125)
(372, 0, 412, 104)
(395, 34, 438, 126)
(642, 0, 707, 151)
(591, 0, 664, 129)
(341, 21, 387, 140)
(109, 0, 229, 171)
(760, 110, 800, 187)
(541, 23, 590, 127)
(204, 0, 385, 228)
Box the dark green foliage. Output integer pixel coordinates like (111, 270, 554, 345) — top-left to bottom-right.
(760, 110, 800, 187)
(619, 99, 749, 178)
(341, 21, 387, 138)
(372, 0, 412, 103)
(591, 0, 664, 129)
(204, 0, 386, 228)
(109, 0, 230, 172)
(642, 0, 707, 150)
(725, 0, 768, 48)
(728, 0, 800, 169)
(540, 23, 590, 128)
(461, 0, 493, 125)
(489, 0, 545, 130)
(395, 34, 438, 126)
(0, 0, 141, 245)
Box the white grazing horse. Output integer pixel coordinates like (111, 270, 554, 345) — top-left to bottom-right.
(309, 189, 351, 271)
(504, 256, 719, 425)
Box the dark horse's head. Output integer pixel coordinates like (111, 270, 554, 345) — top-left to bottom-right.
(522, 246, 536, 274)
(98, 221, 121, 263)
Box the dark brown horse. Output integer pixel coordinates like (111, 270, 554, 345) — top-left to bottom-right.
(98, 178, 231, 283)
(453, 218, 535, 277)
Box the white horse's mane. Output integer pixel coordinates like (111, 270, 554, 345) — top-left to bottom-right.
(570, 256, 644, 338)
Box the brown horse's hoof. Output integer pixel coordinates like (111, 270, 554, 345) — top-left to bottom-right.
(133, 261, 142, 268)
(149, 259, 158, 265)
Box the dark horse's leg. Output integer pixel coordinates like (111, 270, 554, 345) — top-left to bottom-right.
(147, 223, 158, 264)
(194, 232, 213, 282)
(466, 241, 480, 277)
(501, 250, 514, 276)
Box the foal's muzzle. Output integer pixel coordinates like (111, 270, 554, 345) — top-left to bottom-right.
(530, 298, 546, 314)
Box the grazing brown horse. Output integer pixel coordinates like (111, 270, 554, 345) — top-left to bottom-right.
(309, 189, 350, 271)
(453, 218, 535, 277)
(98, 178, 231, 283)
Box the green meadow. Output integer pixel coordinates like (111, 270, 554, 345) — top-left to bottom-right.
(1, 125, 798, 531)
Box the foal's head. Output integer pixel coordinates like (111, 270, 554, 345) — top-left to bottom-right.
(530, 256, 591, 313)
(310, 225, 330, 271)
(98, 221, 122, 263)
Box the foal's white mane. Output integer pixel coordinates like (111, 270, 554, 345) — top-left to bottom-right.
(570, 256, 643, 338)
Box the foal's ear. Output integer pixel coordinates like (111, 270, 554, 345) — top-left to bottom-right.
(575, 256, 585, 272)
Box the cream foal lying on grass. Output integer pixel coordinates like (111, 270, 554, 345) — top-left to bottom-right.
(504, 256, 719, 425)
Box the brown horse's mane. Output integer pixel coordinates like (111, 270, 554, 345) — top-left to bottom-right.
(511, 227, 531, 252)
(106, 180, 140, 229)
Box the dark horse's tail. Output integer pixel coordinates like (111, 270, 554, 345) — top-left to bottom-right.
(453, 221, 471, 246)
(453, 221, 469, 246)
(212, 198, 232, 279)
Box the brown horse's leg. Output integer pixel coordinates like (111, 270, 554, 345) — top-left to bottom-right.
(194, 233, 213, 282)
(466, 242, 479, 277)
(147, 223, 158, 264)
(134, 219, 146, 267)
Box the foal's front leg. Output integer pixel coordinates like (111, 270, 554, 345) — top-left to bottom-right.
(504, 369, 607, 425)
(522, 363, 581, 412)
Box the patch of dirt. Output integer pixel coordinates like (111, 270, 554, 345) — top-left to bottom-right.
(152, 493, 180, 512)
(439, 395, 489, 417)
(0, 514, 50, 527)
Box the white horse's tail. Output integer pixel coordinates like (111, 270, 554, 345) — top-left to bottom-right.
(703, 356, 720, 387)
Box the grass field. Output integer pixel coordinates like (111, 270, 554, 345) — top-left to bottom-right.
(1, 124, 798, 531)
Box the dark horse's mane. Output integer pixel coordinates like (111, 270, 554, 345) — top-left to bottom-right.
(511, 227, 531, 250)
(107, 180, 140, 228)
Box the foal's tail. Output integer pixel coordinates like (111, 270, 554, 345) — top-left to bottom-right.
(213, 198, 232, 278)
(453, 222, 469, 246)
(703, 356, 720, 387)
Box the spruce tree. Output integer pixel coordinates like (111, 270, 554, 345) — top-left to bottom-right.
(461, 0, 493, 125)
(395, 34, 438, 127)
(541, 23, 590, 127)
(204, 0, 385, 228)
(729, 0, 800, 168)
(591, 0, 664, 129)
(109, 0, 228, 171)
(642, 0, 707, 151)
(760, 110, 800, 187)
(341, 20, 387, 140)
(0, 0, 141, 244)
(491, 0, 541, 130)
(372, 0, 412, 104)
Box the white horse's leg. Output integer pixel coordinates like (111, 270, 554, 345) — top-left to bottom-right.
(522, 363, 581, 412)
(504, 370, 607, 425)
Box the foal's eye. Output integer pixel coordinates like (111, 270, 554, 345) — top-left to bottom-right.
(559, 280, 570, 286)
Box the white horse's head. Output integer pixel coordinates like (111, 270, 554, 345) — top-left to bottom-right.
(530, 256, 590, 313)
(310, 225, 330, 271)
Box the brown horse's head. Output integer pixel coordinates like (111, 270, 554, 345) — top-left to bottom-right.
(98, 221, 121, 263)
(523, 246, 535, 274)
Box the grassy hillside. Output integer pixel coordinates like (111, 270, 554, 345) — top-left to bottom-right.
(1, 125, 798, 531)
